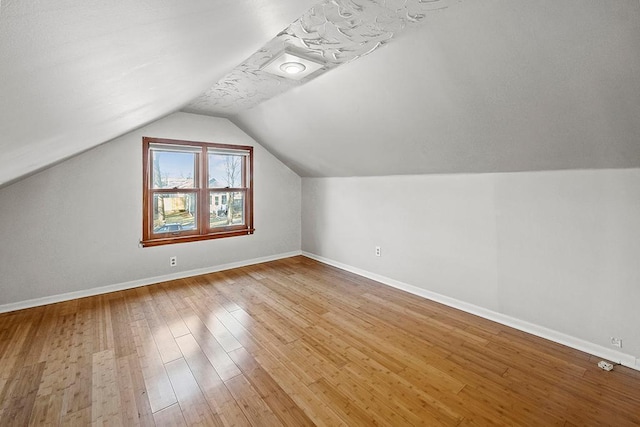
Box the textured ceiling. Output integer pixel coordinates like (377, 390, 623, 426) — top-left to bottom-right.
(184, 0, 459, 117)
(233, 0, 640, 177)
(0, 0, 316, 187)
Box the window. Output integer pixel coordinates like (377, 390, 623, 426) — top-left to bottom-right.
(141, 137, 254, 247)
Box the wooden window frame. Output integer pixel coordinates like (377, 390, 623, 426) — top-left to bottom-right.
(141, 137, 254, 247)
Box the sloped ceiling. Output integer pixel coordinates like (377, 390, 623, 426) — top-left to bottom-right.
(232, 0, 640, 176)
(0, 0, 316, 187)
(2, 1, 639, 187)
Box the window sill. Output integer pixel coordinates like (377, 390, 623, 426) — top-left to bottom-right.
(140, 228, 255, 247)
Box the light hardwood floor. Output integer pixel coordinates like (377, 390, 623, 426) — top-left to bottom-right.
(0, 256, 639, 426)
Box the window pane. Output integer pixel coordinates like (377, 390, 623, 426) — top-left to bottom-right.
(152, 193, 197, 233)
(208, 154, 243, 188)
(152, 151, 196, 189)
(210, 191, 244, 228)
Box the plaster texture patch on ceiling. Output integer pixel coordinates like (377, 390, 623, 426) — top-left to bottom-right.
(183, 0, 459, 117)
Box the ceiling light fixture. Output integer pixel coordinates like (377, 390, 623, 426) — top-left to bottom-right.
(262, 48, 324, 81)
(280, 62, 306, 75)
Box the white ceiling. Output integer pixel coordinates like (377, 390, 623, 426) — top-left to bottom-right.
(0, 0, 316, 187)
(232, 0, 640, 176)
(1, 0, 639, 186)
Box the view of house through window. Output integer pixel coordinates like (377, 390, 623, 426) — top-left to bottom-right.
(141, 137, 254, 247)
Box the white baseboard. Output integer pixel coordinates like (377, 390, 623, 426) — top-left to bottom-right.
(0, 251, 302, 314)
(302, 251, 639, 372)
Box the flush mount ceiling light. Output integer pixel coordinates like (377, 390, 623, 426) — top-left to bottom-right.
(262, 48, 324, 81)
(280, 61, 306, 75)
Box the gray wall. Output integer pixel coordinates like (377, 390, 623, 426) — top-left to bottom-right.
(0, 112, 301, 306)
(302, 169, 640, 359)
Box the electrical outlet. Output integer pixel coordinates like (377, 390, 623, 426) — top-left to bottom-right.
(598, 360, 614, 371)
(169, 256, 177, 267)
(610, 337, 622, 348)
(375, 246, 381, 257)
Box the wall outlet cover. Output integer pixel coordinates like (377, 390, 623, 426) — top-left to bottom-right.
(597, 360, 614, 371)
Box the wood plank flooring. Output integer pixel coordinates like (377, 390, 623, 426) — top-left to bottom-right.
(1, 255, 639, 426)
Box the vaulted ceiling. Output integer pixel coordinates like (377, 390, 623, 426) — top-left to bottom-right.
(1, 0, 639, 187)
